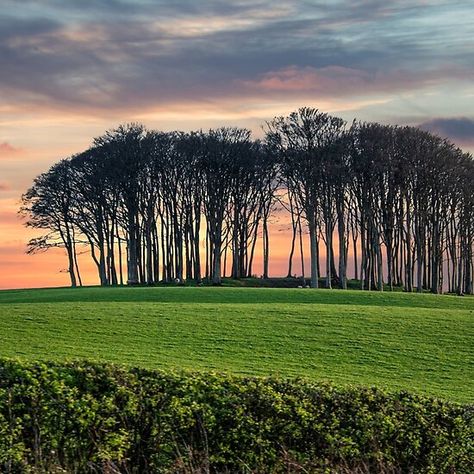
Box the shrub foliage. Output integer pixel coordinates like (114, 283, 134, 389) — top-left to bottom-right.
(0, 360, 472, 473)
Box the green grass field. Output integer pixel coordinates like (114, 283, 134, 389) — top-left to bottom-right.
(0, 286, 472, 403)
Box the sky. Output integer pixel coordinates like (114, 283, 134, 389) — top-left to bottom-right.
(1, 0, 473, 289)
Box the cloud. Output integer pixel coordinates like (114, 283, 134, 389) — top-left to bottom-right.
(0, 182, 11, 191)
(419, 117, 474, 146)
(0, 142, 21, 156)
(238, 65, 466, 101)
(241, 66, 371, 93)
(0, 0, 473, 115)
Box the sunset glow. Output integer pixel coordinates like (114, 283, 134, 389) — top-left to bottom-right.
(1, 0, 473, 289)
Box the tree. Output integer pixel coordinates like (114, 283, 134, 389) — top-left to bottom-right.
(21, 160, 81, 287)
(266, 108, 346, 288)
(22, 114, 474, 294)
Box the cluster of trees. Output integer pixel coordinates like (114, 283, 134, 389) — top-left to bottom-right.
(22, 108, 474, 294)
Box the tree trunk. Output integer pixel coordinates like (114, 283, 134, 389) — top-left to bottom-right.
(308, 211, 319, 288)
(127, 210, 139, 285)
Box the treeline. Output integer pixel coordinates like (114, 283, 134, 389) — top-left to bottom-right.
(22, 108, 474, 294)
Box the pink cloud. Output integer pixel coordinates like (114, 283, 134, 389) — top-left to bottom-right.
(243, 66, 371, 93)
(239, 65, 470, 100)
(0, 182, 11, 191)
(0, 142, 21, 157)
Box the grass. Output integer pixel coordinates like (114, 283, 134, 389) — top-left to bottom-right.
(0, 286, 473, 403)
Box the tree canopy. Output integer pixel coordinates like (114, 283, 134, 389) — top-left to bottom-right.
(21, 109, 474, 294)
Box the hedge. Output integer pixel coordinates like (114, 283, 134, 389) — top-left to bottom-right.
(0, 360, 472, 473)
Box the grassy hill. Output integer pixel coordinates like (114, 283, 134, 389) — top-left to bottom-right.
(0, 286, 472, 402)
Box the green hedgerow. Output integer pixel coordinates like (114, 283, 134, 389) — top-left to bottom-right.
(0, 359, 472, 473)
